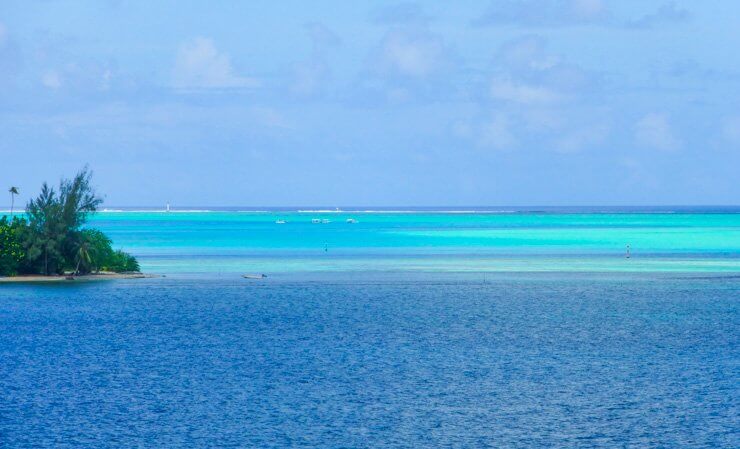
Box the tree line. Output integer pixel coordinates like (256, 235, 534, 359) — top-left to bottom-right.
(0, 168, 139, 276)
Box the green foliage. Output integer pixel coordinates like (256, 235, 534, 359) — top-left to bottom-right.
(23, 183, 69, 274)
(0, 217, 25, 276)
(78, 228, 113, 273)
(106, 249, 141, 273)
(6, 167, 141, 276)
(73, 228, 140, 273)
(22, 167, 103, 274)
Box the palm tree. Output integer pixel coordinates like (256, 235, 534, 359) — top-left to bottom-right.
(74, 238, 95, 276)
(8, 186, 19, 217)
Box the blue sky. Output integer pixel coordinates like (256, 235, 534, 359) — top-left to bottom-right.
(1, 0, 739, 206)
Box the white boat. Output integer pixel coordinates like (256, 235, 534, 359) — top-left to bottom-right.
(321, 219, 331, 224)
(311, 218, 321, 224)
(346, 218, 358, 224)
(243, 273, 267, 279)
(275, 219, 286, 224)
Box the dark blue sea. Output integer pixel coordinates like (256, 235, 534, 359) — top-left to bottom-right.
(1, 273, 738, 448)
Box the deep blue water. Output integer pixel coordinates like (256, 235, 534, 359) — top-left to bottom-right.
(1, 273, 738, 448)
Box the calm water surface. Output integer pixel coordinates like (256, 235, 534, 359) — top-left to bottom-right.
(1, 210, 738, 447)
(1, 273, 738, 447)
(89, 210, 740, 273)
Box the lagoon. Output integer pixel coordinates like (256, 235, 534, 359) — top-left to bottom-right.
(88, 208, 740, 275)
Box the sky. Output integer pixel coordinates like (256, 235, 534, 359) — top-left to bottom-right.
(1, 0, 739, 207)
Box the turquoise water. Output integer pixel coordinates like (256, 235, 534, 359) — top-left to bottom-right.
(87, 209, 740, 274)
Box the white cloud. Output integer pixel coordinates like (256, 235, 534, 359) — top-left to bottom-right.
(635, 113, 680, 151)
(491, 36, 594, 105)
(555, 123, 609, 153)
(378, 29, 448, 77)
(497, 35, 559, 72)
(38, 63, 115, 92)
(490, 76, 562, 104)
(42, 70, 62, 89)
(572, 0, 607, 19)
(452, 113, 517, 150)
(172, 37, 259, 90)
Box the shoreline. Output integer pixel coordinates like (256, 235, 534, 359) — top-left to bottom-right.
(0, 272, 156, 284)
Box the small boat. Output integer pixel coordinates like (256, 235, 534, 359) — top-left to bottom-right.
(311, 218, 321, 224)
(243, 273, 267, 279)
(321, 219, 331, 224)
(346, 218, 358, 224)
(275, 219, 286, 224)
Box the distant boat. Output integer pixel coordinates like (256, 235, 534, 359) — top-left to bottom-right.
(346, 218, 358, 224)
(321, 219, 331, 224)
(275, 219, 287, 224)
(311, 218, 321, 224)
(243, 273, 267, 279)
(166, 203, 171, 212)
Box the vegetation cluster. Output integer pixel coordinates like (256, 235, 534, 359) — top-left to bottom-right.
(0, 169, 139, 276)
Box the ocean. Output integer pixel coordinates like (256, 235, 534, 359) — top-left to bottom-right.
(1, 208, 738, 447)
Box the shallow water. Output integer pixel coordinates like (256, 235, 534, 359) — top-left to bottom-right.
(87, 210, 740, 274)
(1, 273, 738, 447)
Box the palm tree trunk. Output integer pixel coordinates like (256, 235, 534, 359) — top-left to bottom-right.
(75, 258, 81, 276)
(9, 194, 13, 216)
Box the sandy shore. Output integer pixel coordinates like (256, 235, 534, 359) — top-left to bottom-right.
(0, 272, 156, 283)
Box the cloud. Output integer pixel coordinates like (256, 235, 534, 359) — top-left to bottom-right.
(480, 113, 517, 149)
(626, 2, 690, 29)
(490, 76, 562, 104)
(355, 25, 454, 104)
(41, 70, 62, 89)
(488, 36, 595, 104)
(474, 0, 609, 27)
(555, 122, 610, 153)
(37, 62, 117, 93)
(635, 113, 681, 151)
(377, 28, 449, 78)
(497, 35, 559, 71)
(454, 114, 517, 150)
(172, 37, 259, 90)
(452, 35, 605, 153)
